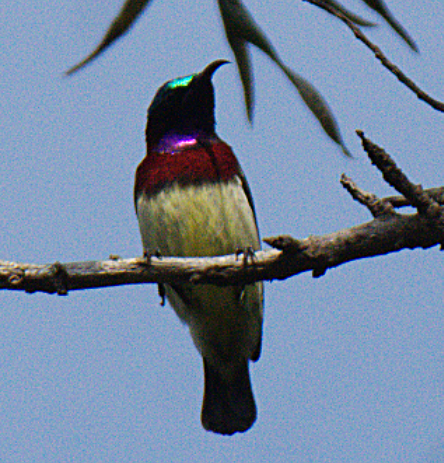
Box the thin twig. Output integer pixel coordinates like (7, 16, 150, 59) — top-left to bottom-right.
(340, 174, 394, 217)
(304, 0, 444, 112)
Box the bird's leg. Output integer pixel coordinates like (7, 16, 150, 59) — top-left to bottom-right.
(158, 283, 166, 307)
(143, 248, 162, 263)
(142, 248, 166, 306)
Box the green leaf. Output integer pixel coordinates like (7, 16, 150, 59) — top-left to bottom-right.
(322, 0, 376, 27)
(218, 0, 351, 156)
(360, 0, 418, 51)
(228, 40, 255, 120)
(281, 67, 352, 157)
(66, 0, 153, 75)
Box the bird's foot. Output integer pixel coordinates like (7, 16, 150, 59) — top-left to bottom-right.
(235, 246, 256, 266)
(142, 250, 166, 306)
(142, 248, 162, 264)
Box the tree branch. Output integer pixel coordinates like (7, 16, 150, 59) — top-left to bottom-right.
(1, 133, 443, 295)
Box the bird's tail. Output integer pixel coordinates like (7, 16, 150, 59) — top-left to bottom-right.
(201, 357, 256, 435)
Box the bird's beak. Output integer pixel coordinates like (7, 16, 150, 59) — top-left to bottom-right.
(197, 59, 230, 83)
(182, 60, 230, 109)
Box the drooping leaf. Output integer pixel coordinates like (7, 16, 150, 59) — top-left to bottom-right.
(218, 0, 351, 156)
(66, 0, 153, 75)
(228, 40, 255, 119)
(281, 67, 352, 157)
(360, 0, 418, 51)
(322, 0, 376, 27)
(218, 0, 278, 121)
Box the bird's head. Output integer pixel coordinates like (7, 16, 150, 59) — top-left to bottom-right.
(146, 60, 229, 148)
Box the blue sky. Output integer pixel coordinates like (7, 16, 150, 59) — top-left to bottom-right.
(1, 1, 443, 462)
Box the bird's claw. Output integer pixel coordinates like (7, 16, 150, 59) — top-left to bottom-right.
(235, 246, 256, 266)
(143, 248, 163, 264)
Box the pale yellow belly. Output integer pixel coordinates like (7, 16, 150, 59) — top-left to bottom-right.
(136, 177, 260, 257)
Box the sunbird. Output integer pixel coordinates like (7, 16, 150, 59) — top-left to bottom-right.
(134, 60, 263, 435)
